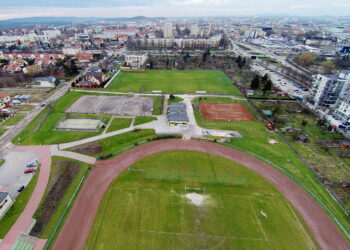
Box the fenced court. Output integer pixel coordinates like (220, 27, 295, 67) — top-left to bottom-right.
(55, 117, 104, 132)
(199, 103, 254, 122)
(65, 95, 153, 116)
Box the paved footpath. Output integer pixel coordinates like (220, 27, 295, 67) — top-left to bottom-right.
(0, 146, 51, 250)
(53, 140, 349, 250)
(51, 145, 96, 165)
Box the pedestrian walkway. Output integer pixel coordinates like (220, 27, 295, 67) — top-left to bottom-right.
(51, 145, 96, 165)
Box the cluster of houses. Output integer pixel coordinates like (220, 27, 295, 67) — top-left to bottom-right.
(0, 53, 65, 74)
(74, 66, 107, 88)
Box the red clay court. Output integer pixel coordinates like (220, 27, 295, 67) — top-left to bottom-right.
(199, 102, 254, 122)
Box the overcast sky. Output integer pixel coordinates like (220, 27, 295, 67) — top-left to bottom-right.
(1, 0, 350, 20)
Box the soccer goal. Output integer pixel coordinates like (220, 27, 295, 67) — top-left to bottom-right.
(185, 187, 206, 194)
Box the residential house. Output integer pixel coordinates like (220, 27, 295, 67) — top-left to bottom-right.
(78, 54, 93, 63)
(0, 94, 10, 109)
(75, 72, 105, 88)
(23, 65, 43, 74)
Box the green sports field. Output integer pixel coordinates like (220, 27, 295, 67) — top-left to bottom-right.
(106, 70, 242, 95)
(85, 151, 318, 250)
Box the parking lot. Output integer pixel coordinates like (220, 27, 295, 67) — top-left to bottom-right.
(251, 64, 309, 98)
(65, 95, 154, 116)
(0, 150, 37, 199)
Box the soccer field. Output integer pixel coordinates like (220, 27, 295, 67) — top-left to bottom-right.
(106, 70, 242, 95)
(85, 151, 318, 250)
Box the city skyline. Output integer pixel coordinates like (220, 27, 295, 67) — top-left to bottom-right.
(1, 0, 350, 20)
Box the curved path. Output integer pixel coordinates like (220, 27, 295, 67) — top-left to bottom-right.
(53, 140, 349, 250)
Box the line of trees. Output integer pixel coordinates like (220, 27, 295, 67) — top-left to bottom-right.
(250, 73, 273, 94)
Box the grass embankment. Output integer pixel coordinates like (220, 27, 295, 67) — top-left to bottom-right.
(85, 151, 317, 249)
(69, 129, 159, 158)
(31, 157, 90, 248)
(106, 70, 242, 95)
(0, 169, 39, 238)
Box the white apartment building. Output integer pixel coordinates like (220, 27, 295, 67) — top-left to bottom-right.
(125, 54, 148, 70)
(332, 71, 350, 125)
(163, 23, 174, 39)
(134, 34, 222, 49)
(310, 72, 349, 107)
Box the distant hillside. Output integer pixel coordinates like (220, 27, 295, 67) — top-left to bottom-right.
(0, 16, 165, 28)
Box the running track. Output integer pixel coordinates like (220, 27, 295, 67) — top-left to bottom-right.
(53, 140, 350, 250)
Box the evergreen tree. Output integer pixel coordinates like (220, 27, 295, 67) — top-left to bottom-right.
(262, 73, 269, 84)
(250, 75, 260, 90)
(236, 55, 242, 64)
(263, 79, 273, 93)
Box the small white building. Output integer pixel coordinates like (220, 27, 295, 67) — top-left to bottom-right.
(62, 46, 82, 56)
(0, 192, 14, 220)
(33, 76, 58, 88)
(124, 54, 148, 70)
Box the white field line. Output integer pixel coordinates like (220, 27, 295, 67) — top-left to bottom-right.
(248, 197, 269, 242)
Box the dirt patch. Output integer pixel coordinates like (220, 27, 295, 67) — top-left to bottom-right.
(199, 103, 254, 122)
(69, 141, 103, 156)
(31, 160, 81, 237)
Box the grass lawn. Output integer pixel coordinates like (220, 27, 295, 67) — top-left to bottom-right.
(134, 116, 157, 126)
(12, 92, 115, 145)
(106, 118, 132, 133)
(21, 105, 35, 111)
(152, 95, 164, 115)
(85, 151, 318, 249)
(106, 70, 242, 95)
(1, 114, 26, 126)
(31, 157, 90, 247)
(193, 98, 350, 237)
(168, 96, 184, 105)
(69, 129, 159, 158)
(0, 169, 39, 238)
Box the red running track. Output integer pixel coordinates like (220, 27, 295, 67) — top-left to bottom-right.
(52, 140, 350, 250)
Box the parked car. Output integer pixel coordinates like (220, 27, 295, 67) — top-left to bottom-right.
(24, 168, 36, 174)
(17, 185, 25, 192)
(27, 160, 39, 168)
(40, 103, 46, 107)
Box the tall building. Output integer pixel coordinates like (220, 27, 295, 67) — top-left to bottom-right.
(190, 24, 199, 37)
(163, 23, 173, 39)
(332, 71, 350, 124)
(310, 72, 349, 107)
